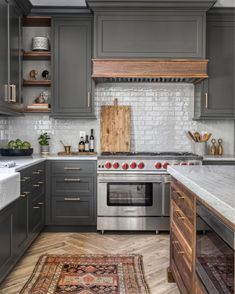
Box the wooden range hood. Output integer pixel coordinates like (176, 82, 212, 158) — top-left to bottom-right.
(92, 59, 208, 84)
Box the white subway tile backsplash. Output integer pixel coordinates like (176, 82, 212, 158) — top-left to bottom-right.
(0, 82, 233, 155)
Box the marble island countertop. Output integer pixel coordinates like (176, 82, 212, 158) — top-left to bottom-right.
(168, 165, 235, 228)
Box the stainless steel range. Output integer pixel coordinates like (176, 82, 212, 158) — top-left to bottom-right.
(97, 152, 202, 233)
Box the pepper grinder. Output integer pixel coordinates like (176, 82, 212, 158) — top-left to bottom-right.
(210, 138, 217, 155)
(217, 138, 223, 156)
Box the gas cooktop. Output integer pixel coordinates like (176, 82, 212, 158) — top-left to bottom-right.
(100, 151, 199, 157)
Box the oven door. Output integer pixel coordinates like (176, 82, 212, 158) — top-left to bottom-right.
(98, 173, 164, 216)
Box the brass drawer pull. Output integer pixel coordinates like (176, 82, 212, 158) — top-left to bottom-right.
(23, 176, 30, 180)
(37, 170, 43, 172)
(177, 251, 185, 254)
(205, 92, 208, 109)
(64, 167, 81, 170)
(38, 202, 44, 205)
(175, 210, 185, 220)
(20, 194, 26, 198)
(38, 181, 44, 184)
(33, 206, 40, 209)
(64, 197, 81, 201)
(33, 171, 40, 175)
(33, 184, 40, 187)
(64, 178, 81, 182)
(173, 190, 185, 200)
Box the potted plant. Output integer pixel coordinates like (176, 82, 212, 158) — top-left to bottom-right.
(38, 132, 50, 155)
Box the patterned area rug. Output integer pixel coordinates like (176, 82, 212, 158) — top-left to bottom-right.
(20, 254, 150, 294)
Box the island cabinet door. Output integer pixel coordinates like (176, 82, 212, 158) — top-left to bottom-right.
(169, 178, 196, 294)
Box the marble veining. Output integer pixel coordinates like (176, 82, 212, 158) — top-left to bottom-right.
(168, 165, 235, 226)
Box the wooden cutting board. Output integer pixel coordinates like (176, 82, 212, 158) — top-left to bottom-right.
(100, 104, 131, 152)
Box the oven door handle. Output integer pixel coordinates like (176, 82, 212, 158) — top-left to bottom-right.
(98, 179, 163, 184)
(123, 208, 137, 212)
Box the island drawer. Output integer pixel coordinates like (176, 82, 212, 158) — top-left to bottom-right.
(172, 200, 193, 248)
(171, 180, 194, 224)
(51, 161, 96, 175)
(171, 223, 193, 292)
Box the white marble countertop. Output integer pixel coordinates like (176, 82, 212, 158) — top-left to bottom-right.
(203, 155, 235, 161)
(0, 154, 97, 173)
(168, 165, 235, 227)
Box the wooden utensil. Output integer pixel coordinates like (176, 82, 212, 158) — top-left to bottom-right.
(100, 100, 131, 152)
(194, 132, 201, 142)
(188, 131, 196, 142)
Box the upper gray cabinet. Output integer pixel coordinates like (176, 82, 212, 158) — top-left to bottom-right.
(94, 13, 205, 58)
(194, 8, 234, 119)
(0, 0, 23, 116)
(87, 0, 215, 59)
(52, 16, 95, 118)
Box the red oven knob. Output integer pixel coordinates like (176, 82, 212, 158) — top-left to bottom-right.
(188, 162, 195, 166)
(130, 162, 137, 169)
(122, 163, 129, 170)
(180, 162, 187, 166)
(138, 162, 145, 169)
(113, 162, 120, 169)
(105, 162, 112, 169)
(155, 162, 162, 169)
(162, 162, 169, 169)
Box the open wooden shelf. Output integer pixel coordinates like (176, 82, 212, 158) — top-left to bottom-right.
(22, 16, 51, 27)
(24, 109, 51, 113)
(23, 80, 51, 87)
(23, 51, 51, 60)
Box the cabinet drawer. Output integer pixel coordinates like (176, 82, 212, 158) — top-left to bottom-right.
(51, 175, 94, 196)
(171, 180, 194, 224)
(171, 225, 193, 292)
(51, 161, 96, 175)
(51, 196, 95, 225)
(172, 200, 193, 247)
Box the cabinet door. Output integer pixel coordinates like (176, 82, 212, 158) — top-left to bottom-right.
(0, 0, 9, 104)
(51, 196, 96, 225)
(202, 17, 234, 117)
(0, 204, 14, 283)
(13, 195, 29, 254)
(9, 0, 21, 104)
(29, 194, 45, 238)
(53, 18, 94, 118)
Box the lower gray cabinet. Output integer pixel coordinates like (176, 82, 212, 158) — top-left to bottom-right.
(46, 160, 97, 229)
(51, 196, 95, 225)
(13, 194, 28, 255)
(0, 204, 14, 283)
(0, 162, 45, 284)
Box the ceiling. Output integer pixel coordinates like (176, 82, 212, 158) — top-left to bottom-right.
(29, 0, 235, 7)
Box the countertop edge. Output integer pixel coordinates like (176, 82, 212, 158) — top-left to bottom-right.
(168, 166, 235, 229)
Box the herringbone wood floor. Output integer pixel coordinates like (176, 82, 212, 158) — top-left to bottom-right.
(0, 232, 179, 294)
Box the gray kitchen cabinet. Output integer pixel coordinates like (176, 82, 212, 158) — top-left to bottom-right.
(0, 0, 23, 116)
(46, 160, 97, 230)
(0, 162, 45, 284)
(52, 16, 95, 118)
(194, 8, 234, 119)
(94, 13, 206, 59)
(0, 203, 14, 284)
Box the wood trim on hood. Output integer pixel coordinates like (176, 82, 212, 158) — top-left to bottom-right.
(92, 59, 208, 84)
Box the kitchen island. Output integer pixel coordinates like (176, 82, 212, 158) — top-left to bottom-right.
(167, 165, 235, 294)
